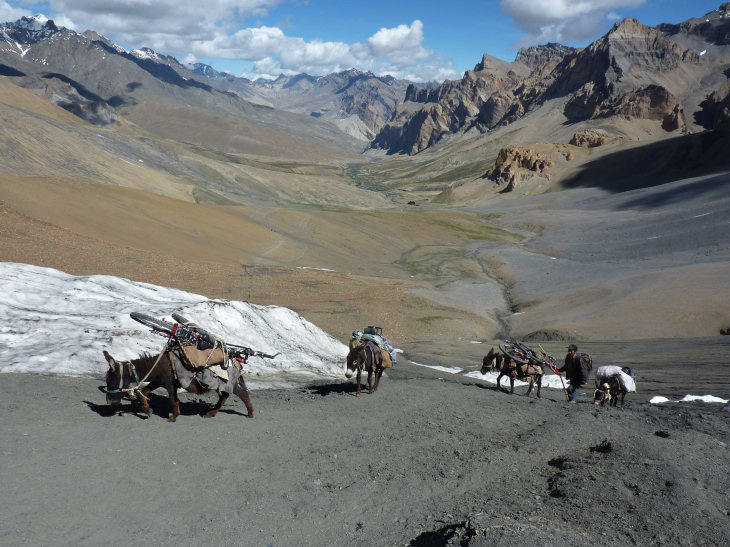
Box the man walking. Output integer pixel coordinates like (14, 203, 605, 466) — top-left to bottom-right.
(559, 344, 590, 402)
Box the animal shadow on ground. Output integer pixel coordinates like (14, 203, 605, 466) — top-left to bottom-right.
(88, 386, 247, 419)
(470, 381, 500, 393)
(306, 382, 359, 397)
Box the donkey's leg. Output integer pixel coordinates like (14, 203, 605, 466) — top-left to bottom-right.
(168, 387, 181, 422)
(233, 380, 255, 417)
(206, 392, 229, 418)
(536, 375, 542, 399)
(373, 367, 383, 391)
(525, 377, 534, 396)
(356, 369, 363, 396)
(137, 386, 151, 416)
(367, 370, 374, 394)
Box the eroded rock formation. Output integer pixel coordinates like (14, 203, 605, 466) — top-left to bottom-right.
(484, 145, 556, 191)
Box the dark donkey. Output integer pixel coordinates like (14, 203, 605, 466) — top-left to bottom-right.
(345, 339, 392, 395)
(103, 350, 254, 421)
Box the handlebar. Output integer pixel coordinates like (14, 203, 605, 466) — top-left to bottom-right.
(226, 344, 280, 362)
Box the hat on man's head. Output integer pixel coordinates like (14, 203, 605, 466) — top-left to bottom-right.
(568, 344, 578, 351)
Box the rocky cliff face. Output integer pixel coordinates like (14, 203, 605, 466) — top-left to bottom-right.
(371, 54, 537, 154)
(705, 79, 730, 131)
(371, 11, 721, 155)
(658, 2, 730, 44)
(553, 18, 699, 132)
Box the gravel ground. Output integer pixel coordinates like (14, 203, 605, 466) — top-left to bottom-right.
(1, 337, 728, 546)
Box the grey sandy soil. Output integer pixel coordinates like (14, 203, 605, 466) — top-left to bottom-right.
(1, 337, 728, 546)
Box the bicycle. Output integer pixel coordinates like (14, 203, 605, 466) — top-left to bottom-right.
(130, 312, 279, 364)
(498, 338, 568, 400)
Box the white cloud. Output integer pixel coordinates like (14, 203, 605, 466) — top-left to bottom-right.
(182, 53, 198, 66)
(368, 20, 431, 61)
(0, 1, 31, 22)
(501, 0, 644, 46)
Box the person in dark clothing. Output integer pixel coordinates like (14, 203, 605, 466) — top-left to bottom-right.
(559, 343, 590, 402)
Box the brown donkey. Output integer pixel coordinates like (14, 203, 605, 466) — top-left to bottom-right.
(481, 347, 543, 397)
(345, 340, 391, 395)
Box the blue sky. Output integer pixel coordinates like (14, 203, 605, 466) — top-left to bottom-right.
(1, 1, 724, 81)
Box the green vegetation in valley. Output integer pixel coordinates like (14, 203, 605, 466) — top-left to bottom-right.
(398, 246, 482, 280)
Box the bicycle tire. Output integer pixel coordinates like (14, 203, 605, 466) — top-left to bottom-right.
(498, 341, 529, 364)
(171, 312, 191, 325)
(170, 313, 219, 349)
(130, 312, 175, 335)
(514, 340, 541, 359)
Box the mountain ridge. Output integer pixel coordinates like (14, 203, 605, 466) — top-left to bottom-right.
(370, 5, 730, 155)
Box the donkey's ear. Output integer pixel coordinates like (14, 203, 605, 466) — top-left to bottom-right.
(103, 350, 115, 366)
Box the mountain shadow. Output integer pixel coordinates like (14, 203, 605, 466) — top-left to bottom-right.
(560, 130, 730, 194)
(0, 64, 25, 76)
(42, 72, 104, 102)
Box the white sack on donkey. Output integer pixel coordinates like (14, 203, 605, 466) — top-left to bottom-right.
(593, 365, 636, 406)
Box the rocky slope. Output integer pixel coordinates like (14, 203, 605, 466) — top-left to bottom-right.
(1, 15, 415, 143)
(249, 70, 413, 140)
(0, 15, 365, 160)
(370, 6, 730, 156)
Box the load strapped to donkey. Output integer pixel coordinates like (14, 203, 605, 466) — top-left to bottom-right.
(345, 326, 397, 395)
(103, 312, 279, 421)
(351, 326, 397, 365)
(130, 311, 279, 372)
(482, 339, 571, 399)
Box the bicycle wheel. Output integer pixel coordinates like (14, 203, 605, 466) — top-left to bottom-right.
(130, 312, 175, 335)
(171, 312, 192, 325)
(513, 340, 540, 360)
(498, 341, 529, 364)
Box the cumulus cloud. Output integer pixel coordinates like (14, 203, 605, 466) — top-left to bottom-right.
(501, 0, 644, 46)
(368, 20, 431, 62)
(3, 1, 459, 82)
(0, 1, 31, 22)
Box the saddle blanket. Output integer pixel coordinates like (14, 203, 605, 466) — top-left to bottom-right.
(170, 352, 241, 394)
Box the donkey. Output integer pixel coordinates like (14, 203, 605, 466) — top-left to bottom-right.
(480, 347, 543, 397)
(481, 347, 506, 374)
(345, 339, 391, 395)
(103, 350, 254, 421)
(593, 366, 636, 407)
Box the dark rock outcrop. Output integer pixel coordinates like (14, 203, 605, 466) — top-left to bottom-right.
(704, 80, 730, 131)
